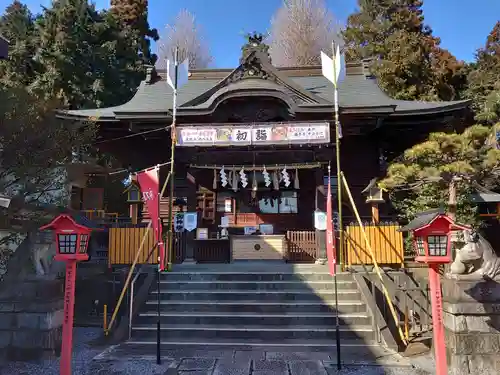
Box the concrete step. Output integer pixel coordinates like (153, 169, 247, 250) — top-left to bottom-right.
(119, 339, 381, 353)
(160, 272, 354, 282)
(143, 300, 368, 314)
(135, 311, 372, 326)
(149, 289, 362, 302)
(131, 324, 375, 341)
(158, 280, 358, 291)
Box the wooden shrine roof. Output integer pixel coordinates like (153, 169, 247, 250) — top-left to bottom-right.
(57, 49, 470, 122)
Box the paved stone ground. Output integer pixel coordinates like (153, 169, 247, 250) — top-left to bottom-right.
(0, 328, 434, 375)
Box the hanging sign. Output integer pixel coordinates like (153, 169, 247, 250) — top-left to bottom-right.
(314, 211, 327, 231)
(174, 212, 185, 233)
(183, 212, 197, 232)
(176, 122, 330, 147)
(137, 167, 166, 269)
(220, 216, 229, 228)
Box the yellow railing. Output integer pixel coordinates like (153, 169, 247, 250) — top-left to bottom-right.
(345, 224, 404, 267)
(341, 172, 407, 345)
(108, 227, 158, 266)
(82, 210, 119, 222)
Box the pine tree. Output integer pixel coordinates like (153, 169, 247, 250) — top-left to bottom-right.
(0, 0, 40, 86)
(466, 22, 500, 124)
(110, 0, 159, 65)
(380, 124, 500, 226)
(344, 0, 466, 101)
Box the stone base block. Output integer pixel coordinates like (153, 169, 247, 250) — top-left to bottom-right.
(448, 353, 500, 375)
(0, 326, 62, 361)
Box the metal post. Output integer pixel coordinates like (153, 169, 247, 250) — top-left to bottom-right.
(332, 42, 344, 272)
(329, 163, 341, 370)
(166, 46, 179, 271)
(156, 256, 161, 364)
(129, 282, 134, 340)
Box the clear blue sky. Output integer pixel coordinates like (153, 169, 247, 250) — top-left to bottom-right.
(5, 0, 500, 68)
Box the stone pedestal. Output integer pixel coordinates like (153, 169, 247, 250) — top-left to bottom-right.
(0, 278, 64, 361)
(442, 278, 500, 375)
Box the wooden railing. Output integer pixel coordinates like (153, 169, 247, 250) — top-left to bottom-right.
(345, 222, 404, 267)
(82, 210, 120, 224)
(194, 239, 231, 263)
(286, 230, 317, 263)
(108, 227, 186, 266)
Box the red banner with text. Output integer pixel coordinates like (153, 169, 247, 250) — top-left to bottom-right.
(326, 175, 336, 276)
(137, 167, 166, 270)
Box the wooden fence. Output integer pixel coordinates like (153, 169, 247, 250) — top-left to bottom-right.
(286, 231, 317, 263)
(345, 223, 404, 267)
(108, 227, 186, 266)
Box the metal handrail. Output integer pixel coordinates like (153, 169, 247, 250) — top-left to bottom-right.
(341, 172, 408, 346)
(105, 172, 171, 336)
(129, 243, 158, 339)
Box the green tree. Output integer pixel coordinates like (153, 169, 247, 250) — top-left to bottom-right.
(110, 0, 159, 65)
(28, 0, 151, 109)
(0, 85, 96, 246)
(466, 22, 500, 124)
(380, 124, 500, 227)
(0, 0, 40, 86)
(343, 0, 466, 101)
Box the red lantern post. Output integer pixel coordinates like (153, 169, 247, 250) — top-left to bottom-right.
(40, 214, 99, 375)
(400, 209, 469, 375)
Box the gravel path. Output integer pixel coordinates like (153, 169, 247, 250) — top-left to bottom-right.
(0, 328, 432, 375)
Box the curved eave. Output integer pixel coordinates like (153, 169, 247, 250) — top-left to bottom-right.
(390, 99, 472, 117)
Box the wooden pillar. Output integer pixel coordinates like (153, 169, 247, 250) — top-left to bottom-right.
(183, 170, 197, 263)
(371, 203, 379, 225)
(129, 203, 138, 225)
(315, 168, 327, 264)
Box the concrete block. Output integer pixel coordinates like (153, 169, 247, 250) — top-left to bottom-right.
(447, 333, 500, 355)
(253, 360, 288, 373)
(0, 330, 12, 348)
(213, 360, 251, 375)
(178, 358, 216, 371)
(12, 330, 41, 348)
(289, 360, 328, 375)
(0, 313, 15, 329)
(39, 309, 63, 330)
(17, 312, 40, 329)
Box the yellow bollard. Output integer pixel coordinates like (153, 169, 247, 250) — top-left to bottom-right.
(103, 304, 108, 335)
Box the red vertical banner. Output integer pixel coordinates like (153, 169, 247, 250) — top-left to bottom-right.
(326, 175, 336, 275)
(137, 167, 166, 270)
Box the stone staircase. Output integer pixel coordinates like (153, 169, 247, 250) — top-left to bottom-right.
(123, 264, 381, 353)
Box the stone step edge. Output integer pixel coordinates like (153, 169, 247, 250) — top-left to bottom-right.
(137, 312, 369, 318)
(144, 300, 365, 305)
(150, 290, 360, 294)
(125, 340, 378, 347)
(159, 280, 355, 284)
(132, 325, 374, 332)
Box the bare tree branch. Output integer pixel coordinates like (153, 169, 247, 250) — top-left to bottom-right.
(269, 0, 343, 67)
(156, 9, 213, 69)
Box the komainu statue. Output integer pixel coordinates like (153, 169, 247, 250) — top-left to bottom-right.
(448, 229, 500, 280)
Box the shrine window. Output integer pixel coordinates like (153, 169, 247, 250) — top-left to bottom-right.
(259, 191, 298, 214)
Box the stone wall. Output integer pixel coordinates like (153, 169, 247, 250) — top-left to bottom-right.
(442, 278, 500, 375)
(0, 278, 64, 361)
